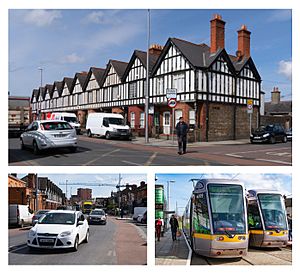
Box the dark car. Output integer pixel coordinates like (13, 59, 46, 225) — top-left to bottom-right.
(286, 128, 292, 141)
(250, 124, 287, 144)
(31, 209, 50, 226)
(88, 209, 107, 225)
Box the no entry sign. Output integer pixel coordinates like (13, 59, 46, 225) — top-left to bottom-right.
(168, 98, 177, 108)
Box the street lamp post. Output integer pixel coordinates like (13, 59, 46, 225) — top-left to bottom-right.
(145, 9, 150, 143)
(38, 67, 43, 120)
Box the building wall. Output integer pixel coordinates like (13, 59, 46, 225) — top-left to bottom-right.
(235, 105, 259, 139)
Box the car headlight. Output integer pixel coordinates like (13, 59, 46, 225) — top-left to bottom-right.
(60, 231, 72, 237)
(250, 134, 253, 138)
(112, 128, 118, 132)
(263, 133, 270, 138)
(29, 229, 37, 237)
(101, 216, 106, 220)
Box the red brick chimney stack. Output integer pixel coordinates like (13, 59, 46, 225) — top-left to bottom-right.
(210, 14, 226, 54)
(149, 44, 163, 55)
(237, 24, 251, 58)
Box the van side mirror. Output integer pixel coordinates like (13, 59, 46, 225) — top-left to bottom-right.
(77, 220, 84, 226)
(103, 121, 109, 127)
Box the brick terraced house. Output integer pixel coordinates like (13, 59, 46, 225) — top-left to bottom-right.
(30, 14, 262, 141)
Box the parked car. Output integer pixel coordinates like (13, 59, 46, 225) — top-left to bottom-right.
(32, 209, 51, 226)
(286, 128, 292, 141)
(137, 211, 147, 224)
(88, 209, 107, 225)
(86, 112, 131, 140)
(27, 210, 89, 251)
(9, 204, 33, 228)
(132, 207, 147, 221)
(20, 120, 77, 154)
(48, 112, 81, 134)
(250, 124, 287, 144)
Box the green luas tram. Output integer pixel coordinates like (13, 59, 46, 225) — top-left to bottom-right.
(247, 189, 288, 248)
(182, 179, 248, 258)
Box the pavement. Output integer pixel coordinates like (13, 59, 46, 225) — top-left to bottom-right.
(130, 136, 250, 148)
(155, 229, 190, 265)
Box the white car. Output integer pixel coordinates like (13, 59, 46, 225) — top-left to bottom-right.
(27, 210, 89, 251)
(20, 120, 77, 154)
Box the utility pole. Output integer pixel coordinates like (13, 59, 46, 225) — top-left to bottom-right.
(118, 174, 122, 212)
(35, 174, 38, 212)
(38, 67, 43, 120)
(145, 9, 150, 143)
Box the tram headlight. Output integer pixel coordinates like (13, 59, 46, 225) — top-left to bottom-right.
(266, 231, 274, 235)
(238, 236, 246, 240)
(216, 236, 224, 241)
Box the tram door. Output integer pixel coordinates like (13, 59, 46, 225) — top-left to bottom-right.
(163, 111, 171, 135)
(248, 202, 264, 246)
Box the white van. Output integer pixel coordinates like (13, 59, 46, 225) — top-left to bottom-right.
(86, 113, 131, 140)
(9, 204, 33, 227)
(49, 112, 81, 134)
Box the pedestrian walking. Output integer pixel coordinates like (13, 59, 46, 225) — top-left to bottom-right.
(155, 218, 163, 241)
(169, 215, 179, 241)
(175, 117, 189, 155)
(288, 214, 292, 241)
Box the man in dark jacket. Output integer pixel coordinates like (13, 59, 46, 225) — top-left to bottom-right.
(175, 117, 189, 155)
(169, 215, 179, 241)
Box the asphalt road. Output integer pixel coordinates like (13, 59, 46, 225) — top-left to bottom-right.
(9, 136, 292, 166)
(8, 217, 147, 265)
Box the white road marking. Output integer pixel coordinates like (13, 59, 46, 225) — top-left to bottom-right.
(82, 149, 120, 166)
(144, 152, 157, 165)
(255, 159, 292, 165)
(182, 231, 192, 266)
(225, 153, 244, 158)
(121, 160, 142, 166)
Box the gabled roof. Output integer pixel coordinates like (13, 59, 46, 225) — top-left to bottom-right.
(229, 55, 261, 80)
(52, 81, 64, 97)
(101, 59, 128, 86)
(122, 50, 160, 81)
(82, 67, 106, 91)
(31, 89, 40, 103)
(70, 72, 88, 93)
(62, 77, 74, 91)
(38, 87, 46, 101)
(151, 37, 211, 75)
(44, 84, 54, 99)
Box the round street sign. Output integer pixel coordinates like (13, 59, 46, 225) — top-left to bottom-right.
(168, 98, 177, 108)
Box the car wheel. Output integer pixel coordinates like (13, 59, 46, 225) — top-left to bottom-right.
(282, 136, 287, 143)
(73, 236, 79, 251)
(20, 220, 24, 228)
(105, 131, 111, 140)
(83, 230, 89, 243)
(270, 136, 276, 144)
(20, 138, 25, 150)
(32, 141, 40, 155)
(87, 129, 92, 137)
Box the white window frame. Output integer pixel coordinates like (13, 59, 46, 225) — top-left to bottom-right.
(189, 110, 196, 125)
(140, 112, 145, 129)
(173, 73, 185, 93)
(130, 112, 135, 128)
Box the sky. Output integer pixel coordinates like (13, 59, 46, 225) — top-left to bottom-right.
(17, 173, 147, 199)
(155, 173, 292, 216)
(8, 9, 292, 101)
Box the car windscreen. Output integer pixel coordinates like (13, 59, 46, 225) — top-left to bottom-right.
(41, 121, 73, 131)
(91, 210, 105, 215)
(38, 212, 75, 225)
(63, 116, 78, 123)
(108, 117, 125, 125)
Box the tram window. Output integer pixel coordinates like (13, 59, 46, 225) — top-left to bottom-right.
(248, 203, 262, 229)
(193, 194, 210, 234)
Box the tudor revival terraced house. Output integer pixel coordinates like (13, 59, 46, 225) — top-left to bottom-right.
(30, 14, 261, 141)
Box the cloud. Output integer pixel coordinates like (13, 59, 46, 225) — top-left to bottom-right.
(267, 10, 291, 23)
(61, 53, 85, 64)
(81, 10, 121, 25)
(24, 10, 62, 27)
(278, 60, 292, 80)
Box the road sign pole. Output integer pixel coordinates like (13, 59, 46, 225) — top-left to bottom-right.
(172, 108, 175, 144)
(249, 113, 252, 136)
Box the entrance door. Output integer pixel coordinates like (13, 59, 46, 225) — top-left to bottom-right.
(163, 111, 171, 134)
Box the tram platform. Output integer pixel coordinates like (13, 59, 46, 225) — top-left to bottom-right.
(155, 229, 190, 265)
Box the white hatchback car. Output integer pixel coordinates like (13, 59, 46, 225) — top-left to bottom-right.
(20, 120, 77, 154)
(27, 210, 89, 251)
